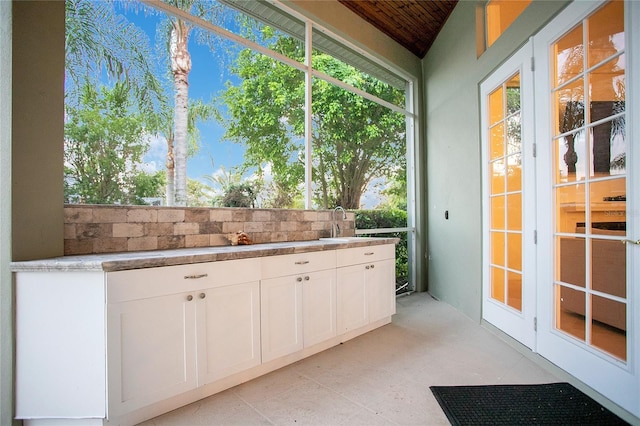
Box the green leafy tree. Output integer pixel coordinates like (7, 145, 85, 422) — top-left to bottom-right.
(222, 183, 257, 208)
(216, 29, 406, 209)
(64, 82, 149, 204)
(187, 178, 214, 207)
(132, 170, 167, 205)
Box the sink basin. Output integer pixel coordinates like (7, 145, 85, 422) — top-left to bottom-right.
(319, 237, 381, 242)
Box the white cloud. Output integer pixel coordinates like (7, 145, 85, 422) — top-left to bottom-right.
(140, 133, 167, 174)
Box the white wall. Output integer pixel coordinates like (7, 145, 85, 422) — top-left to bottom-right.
(422, 0, 570, 320)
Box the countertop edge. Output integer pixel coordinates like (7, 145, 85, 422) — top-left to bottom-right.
(11, 238, 400, 272)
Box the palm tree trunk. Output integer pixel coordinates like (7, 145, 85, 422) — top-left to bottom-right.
(170, 19, 191, 206)
(166, 135, 175, 206)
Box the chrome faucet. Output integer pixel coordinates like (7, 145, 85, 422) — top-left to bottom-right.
(332, 206, 347, 238)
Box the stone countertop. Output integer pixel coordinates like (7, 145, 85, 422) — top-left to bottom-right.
(11, 237, 400, 273)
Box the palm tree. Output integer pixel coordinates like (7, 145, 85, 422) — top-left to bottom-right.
(161, 99, 215, 206)
(152, 0, 226, 206)
(65, 0, 165, 121)
(169, 14, 192, 206)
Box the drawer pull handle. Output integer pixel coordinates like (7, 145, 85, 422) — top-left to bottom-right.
(184, 274, 208, 280)
(364, 252, 375, 256)
(295, 260, 310, 265)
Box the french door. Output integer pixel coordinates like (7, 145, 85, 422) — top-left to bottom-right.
(481, 41, 536, 350)
(483, 0, 639, 417)
(535, 0, 639, 417)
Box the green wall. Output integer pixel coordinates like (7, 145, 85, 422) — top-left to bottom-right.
(422, 0, 570, 321)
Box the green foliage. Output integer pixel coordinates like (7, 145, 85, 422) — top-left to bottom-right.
(355, 209, 408, 281)
(187, 178, 214, 207)
(132, 171, 166, 204)
(65, 0, 166, 127)
(216, 26, 406, 209)
(223, 183, 257, 208)
(64, 82, 149, 204)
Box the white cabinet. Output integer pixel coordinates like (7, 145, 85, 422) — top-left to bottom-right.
(197, 281, 261, 384)
(14, 240, 395, 425)
(303, 268, 337, 347)
(260, 252, 337, 362)
(260, 275, 303, 362)
(106, 258, 261, 417)
(107, 292, 197, 417)
(337, 244, 396, 334)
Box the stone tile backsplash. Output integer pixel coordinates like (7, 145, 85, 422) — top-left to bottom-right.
(64, 205, 355, 255)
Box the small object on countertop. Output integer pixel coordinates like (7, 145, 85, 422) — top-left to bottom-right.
(228, 231, 252, 246)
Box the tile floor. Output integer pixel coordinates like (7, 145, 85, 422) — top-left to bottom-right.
(139, 292, 561, 425)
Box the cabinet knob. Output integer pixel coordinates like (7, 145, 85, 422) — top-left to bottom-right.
(297, 277, 303, 282)
(304, 276, 310, 281)
(186, 295, 193, 301)
(199, 293, 206, 299)
(370, 264, 375, 269)
(365, 265, 370, 270)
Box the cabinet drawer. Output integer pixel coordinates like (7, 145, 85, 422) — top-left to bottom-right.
(107, 258, 261, 303)
(336, 244, 395, 267)
(261, 251, 336, 279)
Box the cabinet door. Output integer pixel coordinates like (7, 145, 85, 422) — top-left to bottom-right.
(303, 269, 337, 347)
(336, 264, 368, 334)
(367, 258, 396, 323)
(197, 281, 261, 384)
(107, 292, 197, 417)
(261, 276, 303, 363)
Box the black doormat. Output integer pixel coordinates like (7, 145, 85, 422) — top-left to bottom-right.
(430, 382, 629, 425)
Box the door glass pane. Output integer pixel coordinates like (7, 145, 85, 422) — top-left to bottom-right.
(507, 193, 521, 231)
(556, 131, 586, 183)
(589, 179, 625, 234)
(559, 237, 585, 287)
(491, 196, 505, 229)
(506, 154, 522, 192)
(490, 123, 505, 160)
(492, 232, 505, 266)
(507, 233, 522, 271)
(591, 294, 626, 361)
(551, 1, 626, 361)
(508, 271, 522, 311)
(558, 285, 586, 341)
(489, 87, 504, 125)
(587, 0, 624, 68)
(555, 24, 583, 87)
(591, 239, 625, 297)
(492, 267, 506, 303)
(491, 160, 505, 194)
(556, 184, 585, 233)
(556, 78, 584, 136)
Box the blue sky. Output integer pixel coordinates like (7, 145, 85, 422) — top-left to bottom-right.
(118, 3, 248, 186)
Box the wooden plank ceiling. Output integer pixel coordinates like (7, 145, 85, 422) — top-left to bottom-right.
(337, 0, 458, 59)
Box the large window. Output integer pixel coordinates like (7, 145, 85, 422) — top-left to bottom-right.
(64, 0, 414, 212)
